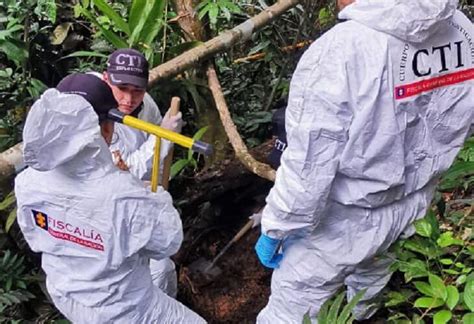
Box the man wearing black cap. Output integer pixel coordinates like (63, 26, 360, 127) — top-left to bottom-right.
(15, 73, 206, 323)
(90, 49, 182, 298)
(96, 48, 182, 180)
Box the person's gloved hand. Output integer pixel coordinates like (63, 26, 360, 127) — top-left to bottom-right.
(249, 212, 262, 228)
(255, 234, 283, 269)
(161, 109, 183, 133)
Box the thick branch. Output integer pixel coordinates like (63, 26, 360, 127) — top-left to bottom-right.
(149, 0, 301, 85)
(206, 64, 276, 182)
(0, 143, 23, 180)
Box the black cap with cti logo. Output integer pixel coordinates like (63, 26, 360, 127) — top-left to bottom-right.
(106, 48, 149, 89)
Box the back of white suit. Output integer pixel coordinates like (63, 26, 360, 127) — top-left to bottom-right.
(258, 1, 473, 322)
(15, 90, 205, 323)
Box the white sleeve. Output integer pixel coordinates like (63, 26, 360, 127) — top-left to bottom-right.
(127, 188, 183, 260)
(261, 34, 353, 239)
(124, 137, 171, 180)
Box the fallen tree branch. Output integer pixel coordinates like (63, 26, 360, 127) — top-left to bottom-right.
(206, 64, 276, 182)
(149, 0, 301, 84)
(233, 40, 311, 64)
(0, 143, 23, 180)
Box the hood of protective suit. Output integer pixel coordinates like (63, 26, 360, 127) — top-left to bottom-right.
(339, 0, 458, 43)
(23, 89, 113, 177)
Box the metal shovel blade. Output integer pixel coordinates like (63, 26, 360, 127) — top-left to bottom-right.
(189, 257, 223, 279)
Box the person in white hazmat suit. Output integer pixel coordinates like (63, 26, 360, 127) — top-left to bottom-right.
(255, 0, 474, 322)
(90, 48, 182, 297)
(15, 73, 206, 324)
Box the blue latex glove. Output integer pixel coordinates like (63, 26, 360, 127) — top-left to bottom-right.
(255, 234, 283, 269)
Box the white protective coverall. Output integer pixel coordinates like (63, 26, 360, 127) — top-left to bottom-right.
(15, 89, 206, 324)
(257, 0, 473, 322)
(109, 92, 178, 297)
(89, 71, 178, 298)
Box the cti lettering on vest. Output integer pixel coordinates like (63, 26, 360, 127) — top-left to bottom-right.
(412, 41, 465, 77)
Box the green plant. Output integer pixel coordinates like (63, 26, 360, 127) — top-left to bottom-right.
(196, 0, 242, 30)
(171, 126, 209, 178)
(0, 250, 35, 318)
(387, 207, 473, 322)
(0, 191, 17, 233)
(382, 137, 474, 323)
(302, 289, 366, 324)
(74, 0, 168, 65)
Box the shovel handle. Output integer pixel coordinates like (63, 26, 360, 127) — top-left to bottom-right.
(230, 219, 255, 244)
(161, 97, 181, 190)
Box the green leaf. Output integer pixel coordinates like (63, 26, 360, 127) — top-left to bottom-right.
(0, 39, 28, 66)
(78, 7, 128, 48)
(411, 314, 426, 324)
(414, 297, 444, 308)
(170, 159, 190, 179)
(437, 232, 464, 248)
(433, 310, 451, 324)
(0, 24, 23, 40)
(414, 281, 435, 297)
(302, 312, 312, 324)
(404, 239, 439, 258)
(443, 269, 460, 275)
(465, 280, 474, 312)
(414, 219, 432, 238)
(128, 0, 147, 32)
(92, 0, 130, 34)
(27, 79, 48, 100)
(317, 294, 330, 324)
(337, 289, 366, 324)
(220, 0, 241, 13)
(462, 313, 474, 324)
(188, 126, 209, 160)
(429, 273, 447, 301)
(5, 207, 17, 233)
(446, 285, 459, 310)
(140, 0, 166, 46)
(208, 3, 219, 26)
(198, 3, 212, 20)
(455, 262, 465, 269)
(439, 161, 474, 191)
(5, 277, 12, 291)
(327, 291, 345, 324)
(439, 258, 453, 265)
(398, 259, 428, 282)
(61, 51, 109, 59)
(457, 275, 467, 286)
(385, 291, 408, 307)
(425, 209, 440, 240)
(0, 191, 15, 210)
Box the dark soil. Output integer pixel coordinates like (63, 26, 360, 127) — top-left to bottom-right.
(178, 226, 271, 323)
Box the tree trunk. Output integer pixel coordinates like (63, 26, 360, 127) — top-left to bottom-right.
(171, 0, 229, 163)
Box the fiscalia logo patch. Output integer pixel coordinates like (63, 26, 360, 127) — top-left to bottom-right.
(31, 210, 105, 252)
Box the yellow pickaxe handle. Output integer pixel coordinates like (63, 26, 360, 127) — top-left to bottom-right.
(150, 135, 161, 192)
(161, 97, 181, 190)
(108, 109, 212, 155)
(108, 108, 212, 193)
